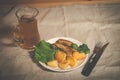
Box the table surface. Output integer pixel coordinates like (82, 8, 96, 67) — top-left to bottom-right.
(0, 4, 120, 80)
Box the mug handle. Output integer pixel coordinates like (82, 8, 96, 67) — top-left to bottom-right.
(13, 25, 24, 45)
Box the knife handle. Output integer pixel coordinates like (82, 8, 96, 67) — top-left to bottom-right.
(81, 54, 95, 76)
(81, 53, 98, 76)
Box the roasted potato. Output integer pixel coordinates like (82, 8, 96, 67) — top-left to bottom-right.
(55, 50, 66, 62)
(58, 60, 69, 69)
(67, 56, 77, 67)
(47, 60, 58, 68)
(73, 52, 86, 60)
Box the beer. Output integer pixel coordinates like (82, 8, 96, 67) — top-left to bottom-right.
(19, 18, 40, 49)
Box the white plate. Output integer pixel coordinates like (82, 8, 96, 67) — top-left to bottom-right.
(39, 37, 88, 72)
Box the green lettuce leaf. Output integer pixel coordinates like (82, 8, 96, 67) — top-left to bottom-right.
(34, 40, 56, 63)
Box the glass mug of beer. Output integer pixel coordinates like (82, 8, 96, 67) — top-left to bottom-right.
(14, 7, 40, 49)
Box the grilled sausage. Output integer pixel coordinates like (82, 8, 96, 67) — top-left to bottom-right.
(53, 43, 74, 56)
(56, 39, 73, 47)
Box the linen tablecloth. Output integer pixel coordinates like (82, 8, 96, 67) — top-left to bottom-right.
(0, 4, 120, 80)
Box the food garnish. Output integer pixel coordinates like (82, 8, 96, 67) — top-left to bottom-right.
(34, 40, 56, 63)
(78, 44, 90, 54)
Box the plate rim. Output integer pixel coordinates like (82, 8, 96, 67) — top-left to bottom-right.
(39, 37, 89, 72)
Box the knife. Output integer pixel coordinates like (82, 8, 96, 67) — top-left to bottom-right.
(81, 42, 109, 76)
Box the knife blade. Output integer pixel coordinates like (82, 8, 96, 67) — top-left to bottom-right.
(81, 42, 109, 76)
